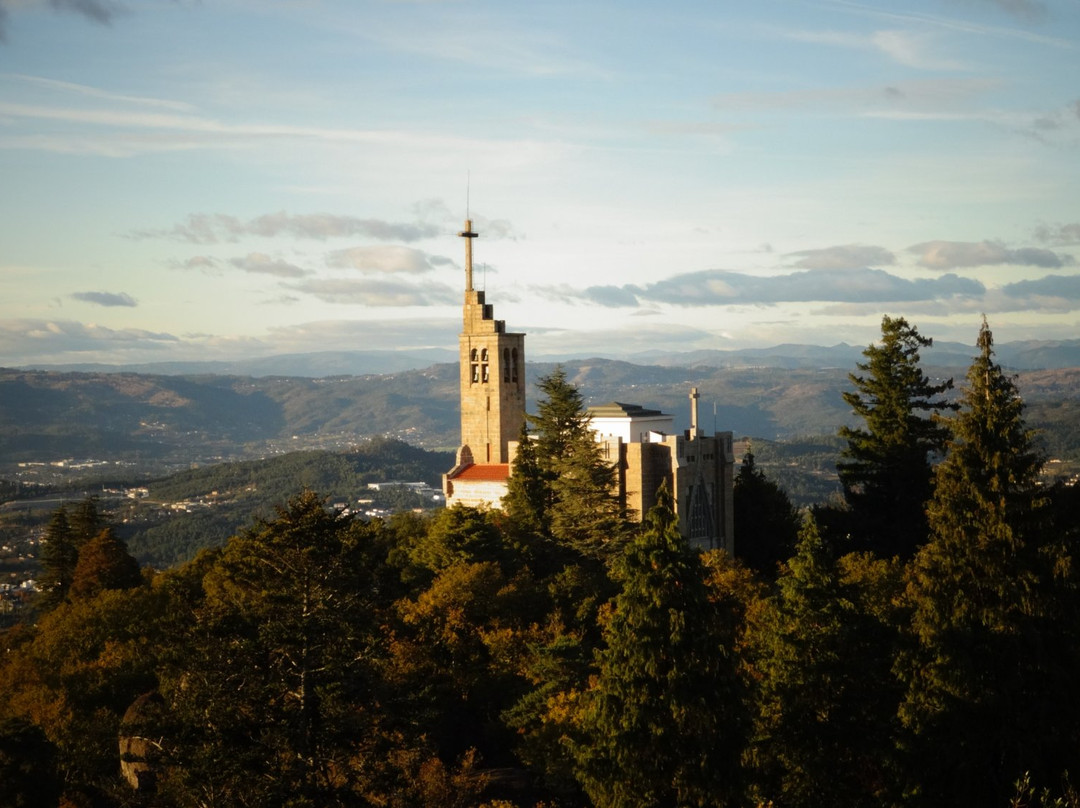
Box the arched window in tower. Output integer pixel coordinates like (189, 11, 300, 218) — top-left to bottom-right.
(480, 348, 488, 362)
(503, 348, 510, 382)
(511, 348, 519, 383)
(470, 348, 479, 385)
(479, 348, 489, 383)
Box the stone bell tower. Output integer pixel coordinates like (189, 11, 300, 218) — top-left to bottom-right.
(444, 220, 526, 506)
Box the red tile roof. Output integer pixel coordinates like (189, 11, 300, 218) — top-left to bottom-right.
(450, 463, 510, 482)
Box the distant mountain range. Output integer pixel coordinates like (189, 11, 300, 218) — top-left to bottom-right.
(20, 339, 1080, 378)
(4, 352, 1080, 477)
(625, 339, 1080, 373)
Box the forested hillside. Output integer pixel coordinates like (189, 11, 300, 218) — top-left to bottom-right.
(6, 361, 1080, 474)
(4, 326, 1080, 808)
(121, 439, 453, 567)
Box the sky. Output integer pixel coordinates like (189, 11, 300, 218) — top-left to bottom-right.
(1, 0, 1078, 367)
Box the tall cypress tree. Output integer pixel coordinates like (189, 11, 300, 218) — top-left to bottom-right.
(836, 315, 954, 558)
(568, 482, 746, 807)
(899, 319, 1079, 806)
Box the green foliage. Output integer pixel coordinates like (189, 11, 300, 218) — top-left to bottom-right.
(147, 439, 449, 504)
(503, 424, 547, 537)
(0, 716, 61, 808)
(68, 497, 107, 549)
(836, 316, 954, 558)
(1011, 772, 1080, 808)
(509, 366, 626, 560)
(36, 506, 77, 612)
(748, 517, 905, 807)
(741, 436, 845, 508)
(406, 505, 520, 574)
(68, 528, 142, 600)
(899, 320, 1080, 807)
(0, 585, 169, 799)
(160, 490, 383, 806)
(733, 448, 801, 578)
(36, 498, 112, 613)
(121, 439, 451, 568)
(568, 482, 746, 807)
(8, 334, 1080, 807)
(390, 560, 542, 769)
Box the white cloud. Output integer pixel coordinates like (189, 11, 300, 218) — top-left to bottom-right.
(6, 73, 195, 112)
(786, 244, 896, 270)
(1034, 222, 1080, 246)
(325, 246, 441, 274)
(534, 267, 986, 309)
(0, 318, 177, 364)
(288, 278, 458, 306)
(229, 253, 310, 278)
(908, 240, 1075, 269)
(870, 30, 967, 70)
(130, 212, 440, 244)
(779, 27, 967, 70)
(70, 291, 137, 307)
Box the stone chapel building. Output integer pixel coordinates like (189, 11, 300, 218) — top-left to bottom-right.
(442, 220, 735, 554)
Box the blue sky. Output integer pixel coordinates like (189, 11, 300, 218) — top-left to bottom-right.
(1, 0, 1078, 366)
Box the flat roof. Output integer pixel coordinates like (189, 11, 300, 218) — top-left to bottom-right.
(587, 401, 669, 418)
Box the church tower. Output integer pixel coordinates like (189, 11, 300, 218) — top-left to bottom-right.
(444, 219, 526, 507)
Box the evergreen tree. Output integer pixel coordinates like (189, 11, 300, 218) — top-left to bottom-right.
(733, 447, 801, 578)
(68, 496, 107, 549)
(36, 505, 78, 611)
(507, 366, 626, 560)
(0, 717, 61, 807)
(568, 482, 746, 807)
(748, 517, 904, 807)
(68, 528, 143, 600)
(835, 315, 954, 558)
(899, 319, 1079, 806)
(161, 491, 385, 806)
(503, 423, 548, 537)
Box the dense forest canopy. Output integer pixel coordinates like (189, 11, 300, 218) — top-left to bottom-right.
(3, 321, 1080, 807)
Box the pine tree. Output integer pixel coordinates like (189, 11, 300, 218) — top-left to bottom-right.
(749, 517, 904, 807)
(37, 505, 78, 611)
(68, 496, 107, 549)
(510, 366, 625, 559)
(162, 491, 383, 805)
(733, 447, 800, 578)
(568, 482, 746, 807)
(503, 423, 548, 537)
(899, 319, 1080, 806)
(836, 315, 954, 558)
